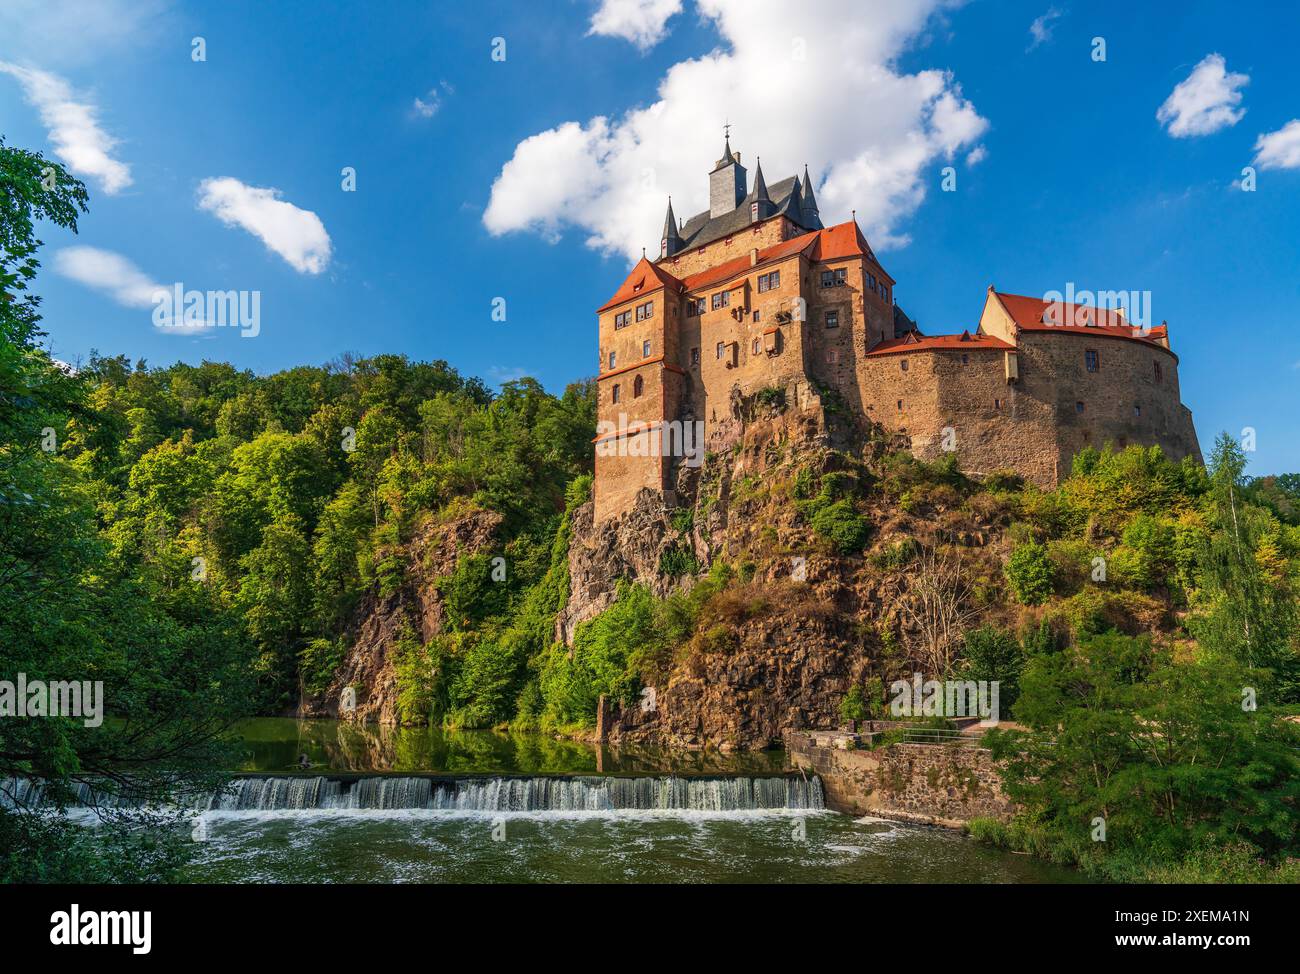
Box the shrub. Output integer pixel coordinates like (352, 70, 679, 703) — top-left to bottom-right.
(810, 499, 870, 554)
(658, 544, 699, 578)
(1005, 540, 1054, 605)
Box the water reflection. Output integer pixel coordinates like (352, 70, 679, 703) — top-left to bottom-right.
(231, 718, 789, 776)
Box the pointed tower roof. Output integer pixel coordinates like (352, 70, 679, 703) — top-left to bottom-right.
(660, 197, 684, 258)
(712, 133, 737, 172)
(752, 158, 771, 203)
(800, 163, 823, 229)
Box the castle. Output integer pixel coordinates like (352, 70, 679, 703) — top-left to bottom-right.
(593, 136, 1201, 522)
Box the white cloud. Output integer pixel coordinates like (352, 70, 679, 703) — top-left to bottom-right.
(197, 177, 332, 274)
(1027, 8, 1062, 51)
(1253, 119, 1300, 171)
(0, 62, 132, 194)
(1156, 54, 1248, 138)
(965, 145, 987, 166)
(588, 0, 683, 51)
(412, 81, 453, 119)
(486, 0, 988, 261)
(53, 246, 162, 308)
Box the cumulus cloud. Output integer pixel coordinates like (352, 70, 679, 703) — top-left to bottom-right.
(1027, 8, 1062, 51)
(1156, 54, 1248, 138)
(0, 62, 133, 194)
(588, 0, 684, 51)
(53, 246, 162, 308)
(486, 0, 988, 261)
(197, 177, 332, 274)
(1252, 119, 1300, 171)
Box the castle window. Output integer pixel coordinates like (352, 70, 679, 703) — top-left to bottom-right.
(753, 338, 760, 355)
(690, 297, 706, 316)
(757, 270, 780, 293)
(716, 342, 725, 360)
(820, 270, 834, 288)
(835, 268, 847, 287)
(608, 351, 616, 369)
(1076, 401, 1085, 414)
(614, 311, 630, 329)
(642, 340, 651, 357)
(994, 398, 1001, 410)
(690, 347, 700, 367)
(961, 353, 969, 365)
(612, 383, 620, 404)
(1154, 360, 1163, 383)
(711, 291, 730, 310)
(1085, 349, 1100, 372)
(752, 310, 760, 323)
(900, 358, 909, 372)
(636, 301, 654, 322)
(633, 375, 644, 398)
(825, 310, 839, 329)
(827, 348, 839, 365)
(1134, 404, 1141, 417)
(897, 400, 903, 411)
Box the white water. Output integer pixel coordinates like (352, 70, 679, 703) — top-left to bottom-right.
(209, 775, 825, 813)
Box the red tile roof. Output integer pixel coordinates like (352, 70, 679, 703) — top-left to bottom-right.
(993, 291, 1168, 347)
(867, 330, 1014, 356)
(597, 257, 685, 313)
(598, 220, 885, 310)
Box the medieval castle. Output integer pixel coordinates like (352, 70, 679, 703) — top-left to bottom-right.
(593, 136, 1201, 522)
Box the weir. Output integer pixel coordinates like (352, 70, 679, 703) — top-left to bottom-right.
(4, 774, 824, 814)
(210, 774, 824, 812)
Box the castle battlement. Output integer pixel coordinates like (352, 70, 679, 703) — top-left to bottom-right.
(593, 137, 1201, 522)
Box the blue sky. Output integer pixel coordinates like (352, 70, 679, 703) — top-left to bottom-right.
(2, 0, 1297, 473)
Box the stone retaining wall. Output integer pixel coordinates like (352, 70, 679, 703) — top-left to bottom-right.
(785, 731, 1015, 828)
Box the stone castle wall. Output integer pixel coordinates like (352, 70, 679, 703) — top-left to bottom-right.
(594, 232, 1201, 522)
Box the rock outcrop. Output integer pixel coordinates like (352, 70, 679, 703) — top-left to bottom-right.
(298, 507, 502, 724)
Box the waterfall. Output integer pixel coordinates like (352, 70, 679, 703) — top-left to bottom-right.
(6, 774, 823, 814)
(208, 775, 824, 812)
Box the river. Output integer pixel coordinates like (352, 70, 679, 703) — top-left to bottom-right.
(166, 718, 1080, 883)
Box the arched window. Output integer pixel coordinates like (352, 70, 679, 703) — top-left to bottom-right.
(633, 375, 644, 398)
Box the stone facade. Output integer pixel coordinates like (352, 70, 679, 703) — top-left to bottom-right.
(593, 142, 1202, 522)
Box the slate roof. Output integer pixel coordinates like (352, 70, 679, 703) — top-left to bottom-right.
(674, 174, 820, 251)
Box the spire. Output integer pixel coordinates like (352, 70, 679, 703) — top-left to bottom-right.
(800, 163, 823, 229)
(660, 196, 684, 258)
(745, 156, 774, 223)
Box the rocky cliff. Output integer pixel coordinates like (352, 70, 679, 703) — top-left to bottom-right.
(562, 392, 1014, 750)
(298, 507, 503, 724)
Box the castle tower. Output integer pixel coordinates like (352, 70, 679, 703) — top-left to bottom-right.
(708, 133, 747, 218)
